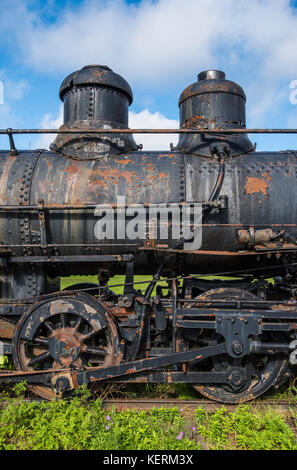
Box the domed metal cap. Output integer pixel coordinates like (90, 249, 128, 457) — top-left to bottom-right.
(198, 70, 226, 81)
(179, 70, 246, 107)
(59, 64, 134, 104)
(176, 70, 254, 157)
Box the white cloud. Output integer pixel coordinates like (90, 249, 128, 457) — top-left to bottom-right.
(0, 104, 19, 127)
(0, 103, 23, 149)
(129, 109, 178, 151)
(3, 0, 297, 127)
(35, 104, 63, 149)
(0, 73, 28, 129)
(37, 106, 178, 151)
(0, 69, 28, 105)
(3, 0, 297, 80)
(4, 80, 28, 101)
(3, 1, 297, 83)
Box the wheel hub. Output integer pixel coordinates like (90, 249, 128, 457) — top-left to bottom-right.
(48, 328, 81, 366)
(227, 367, 247, 391)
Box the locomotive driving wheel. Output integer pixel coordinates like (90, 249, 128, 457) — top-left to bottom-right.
(176, 288, 288, 403)
(12, 294, 122, 400)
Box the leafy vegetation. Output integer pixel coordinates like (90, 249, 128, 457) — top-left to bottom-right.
(0, 385, 295, 450)
(265, 376, 297, 403)
(0, 355, 14, 370)
(0, 386, 201, 450)
(195, 405, 297, 450)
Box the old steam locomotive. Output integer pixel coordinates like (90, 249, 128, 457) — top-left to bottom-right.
(0, 65, 296, 402)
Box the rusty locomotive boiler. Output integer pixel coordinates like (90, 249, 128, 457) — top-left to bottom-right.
(0, 65, 296, 402)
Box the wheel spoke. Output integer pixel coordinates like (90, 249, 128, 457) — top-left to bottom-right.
(14, 295, 120, 400)
(60, 313, 67, 329)
(73, 317, 83, 333)
(28, 351, 51, 367)
(84, 345, 108, 355)
(44, 321, 55, 333)
(33, 337, 49, 346)
(81, 328, 105, 342)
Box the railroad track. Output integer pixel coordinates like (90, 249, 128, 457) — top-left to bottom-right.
(1, 398, 297, 413)
(100, 399, 297, 414)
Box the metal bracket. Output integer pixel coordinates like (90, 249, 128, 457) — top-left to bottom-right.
(216, 314, 262, 358)
(37, 199, 47, 250)
(6, 128, 18, 156)
(153, 298, 167, 332)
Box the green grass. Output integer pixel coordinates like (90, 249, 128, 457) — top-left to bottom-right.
(195, 404, 297, 450)
(0, 386, 201, 450)
(60, 273, 250, 296)
(111, 383, 199, 400)
(264, 377, 297, 403)
(0, 386, 296, 450)
(60, 274, 169, 295)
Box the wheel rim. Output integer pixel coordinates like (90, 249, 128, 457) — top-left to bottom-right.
(193, 340, 287, 403)
(177, 288, 288, 403)
(12, 294, 122, 400)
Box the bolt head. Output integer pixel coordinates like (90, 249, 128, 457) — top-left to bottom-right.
(232, 341, 243, 355)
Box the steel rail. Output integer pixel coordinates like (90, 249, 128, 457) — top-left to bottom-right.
(99, 398, 297, 413)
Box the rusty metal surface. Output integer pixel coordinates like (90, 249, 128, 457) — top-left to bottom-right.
(12, 294, 123, 399)
(51, 65, 138, 159)
(176, 70, 254, 157)
(175, 288, 289, 403)
(59, 65, 134, 103)
(0, 318, 15, 339)
(0, 146, 295, 279)
(3, 127, 297, 135)
(0, 281, 296, 402)
(0, 66, 296, 403)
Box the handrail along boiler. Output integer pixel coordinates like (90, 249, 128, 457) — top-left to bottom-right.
(0, 65, 296, 402)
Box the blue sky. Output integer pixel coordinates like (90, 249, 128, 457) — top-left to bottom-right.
(1, 0, 297, 152)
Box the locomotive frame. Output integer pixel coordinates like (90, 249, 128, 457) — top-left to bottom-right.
(0, 125, 296, 403)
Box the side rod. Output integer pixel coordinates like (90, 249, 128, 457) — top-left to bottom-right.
(0, 343, 227, 392)
(69, 343, 227, 390)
